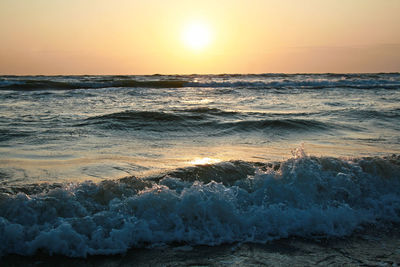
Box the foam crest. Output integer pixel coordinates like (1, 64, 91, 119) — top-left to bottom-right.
(0, 154, 399, 257)
(187, 77, 400, 89)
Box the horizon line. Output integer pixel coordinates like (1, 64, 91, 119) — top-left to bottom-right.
(1, 72, 399, 76)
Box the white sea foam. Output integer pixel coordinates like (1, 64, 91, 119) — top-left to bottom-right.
(187, 78, 400, 89)
(0, 153, 399, 257)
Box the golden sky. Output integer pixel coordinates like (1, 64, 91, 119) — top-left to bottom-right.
(1, 0, 399, 74)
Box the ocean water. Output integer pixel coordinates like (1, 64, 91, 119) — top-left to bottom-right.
(0, 73, 399, 257)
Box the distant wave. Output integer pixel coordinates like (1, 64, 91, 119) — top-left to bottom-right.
(346, 109, 400, 121)
(212, 73, 400, 79)
(1, 74, 399, 90)
(174, 107, 240, 116)
(322, 108, 400, 125)
(87, 108, 240, 122)
(82, 110, 333, 134)
(0, 79, 187, 90)
(187, 78, 400, 89)
(0, 129, 33, 142)
(1, 153, 399, 257)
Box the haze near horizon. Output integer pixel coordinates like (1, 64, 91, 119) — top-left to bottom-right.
(1, 0, 399, 74)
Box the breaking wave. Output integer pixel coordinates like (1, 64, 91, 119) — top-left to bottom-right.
(1, 153, 399, 257)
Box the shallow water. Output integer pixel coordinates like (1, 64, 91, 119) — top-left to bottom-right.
(0, 73, 399, 257)
(3, 227, 400, 266)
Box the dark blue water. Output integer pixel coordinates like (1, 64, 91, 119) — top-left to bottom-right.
(0, 73, 399, 257)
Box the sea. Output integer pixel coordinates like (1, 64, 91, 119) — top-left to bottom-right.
(0, 73, 399, 260)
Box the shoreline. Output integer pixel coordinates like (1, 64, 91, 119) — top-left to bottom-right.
(2, 225, 399, 266)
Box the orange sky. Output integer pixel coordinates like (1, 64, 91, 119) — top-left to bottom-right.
(1, 0, 399, 74)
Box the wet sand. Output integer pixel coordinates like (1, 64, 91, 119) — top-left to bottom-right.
(2, 225, 400, 267)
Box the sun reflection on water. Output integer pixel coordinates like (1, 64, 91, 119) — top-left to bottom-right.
(189, 157, 221, 165)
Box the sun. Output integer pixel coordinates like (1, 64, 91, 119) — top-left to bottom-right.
(182, 21, 212, 51)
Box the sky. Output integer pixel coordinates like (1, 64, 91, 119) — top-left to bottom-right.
(0, 0, 399, 75)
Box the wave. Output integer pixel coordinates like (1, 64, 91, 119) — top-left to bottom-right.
(346, 108, 400, 121)
(1, 152, 399, 257)
(81, 110, 332, 134)
(187, 78, 400, 90)
(1, 74, 399, 91)
(175, 107, 240, 116)
(0, 78, 187, 90)
(0, 129, 33, 142)
(87, 108, 240, 122)
(213, 73, 399, 79)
